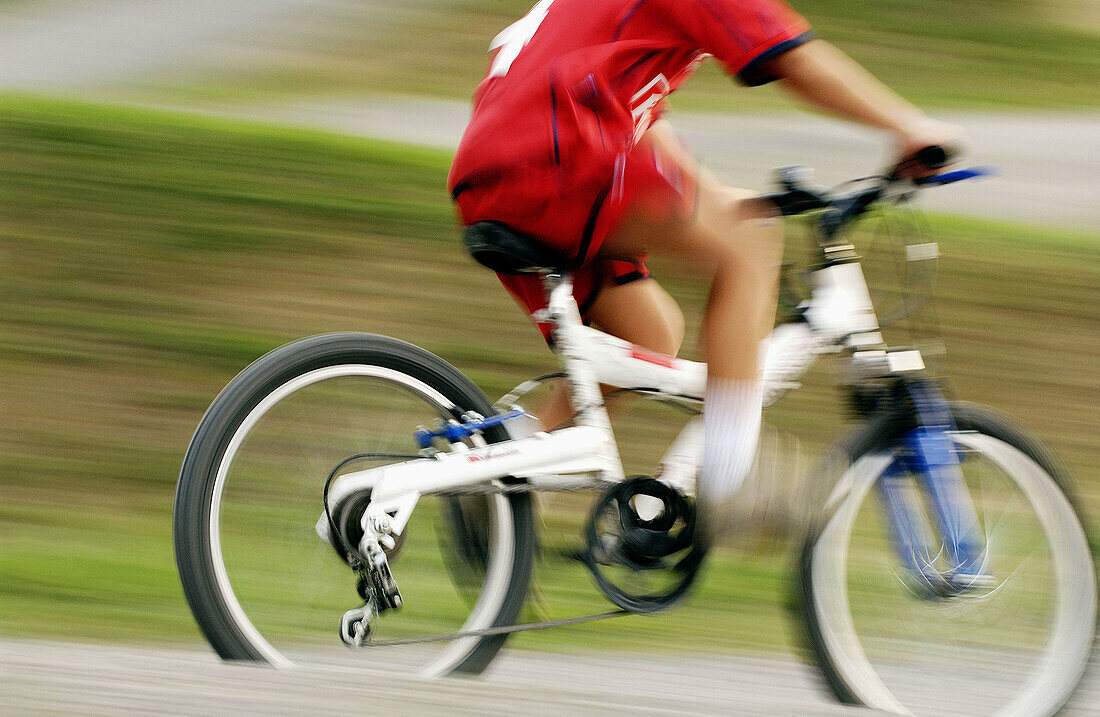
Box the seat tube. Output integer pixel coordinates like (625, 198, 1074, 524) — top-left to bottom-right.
(544, 274, 625, 481)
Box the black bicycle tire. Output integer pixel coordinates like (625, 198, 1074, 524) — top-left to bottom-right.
(796, 400, 1095, 712)
(173, 332, 536, 675)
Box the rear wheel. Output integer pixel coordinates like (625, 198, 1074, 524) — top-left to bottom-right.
(173, 332, 535, 676)
(799, 402, 1096, 716)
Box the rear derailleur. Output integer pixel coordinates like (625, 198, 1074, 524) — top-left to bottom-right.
(339, 547, 401, 648)
(327, 497, 404, 648)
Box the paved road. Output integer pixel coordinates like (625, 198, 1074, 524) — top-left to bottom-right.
(0, 0, 427, 88)
(3, 638, 1098, 716)
(0, 639, 860, 716)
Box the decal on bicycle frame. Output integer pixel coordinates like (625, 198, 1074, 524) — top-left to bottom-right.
(629, 345, 676, 368)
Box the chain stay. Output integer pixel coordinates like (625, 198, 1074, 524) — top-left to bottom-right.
(332, 449, 625, 651)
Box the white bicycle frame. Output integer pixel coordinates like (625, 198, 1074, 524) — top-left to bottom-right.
(322, 259, 926, 553)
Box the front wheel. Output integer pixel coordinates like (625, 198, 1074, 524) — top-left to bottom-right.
(173, 332, 535, 677)
(799, 402, 1096, 716)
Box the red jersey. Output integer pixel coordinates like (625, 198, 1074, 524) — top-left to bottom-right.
(448, 0, 812, 199)
(449, 0, 812, 343)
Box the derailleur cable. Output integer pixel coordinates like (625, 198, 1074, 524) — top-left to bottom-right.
(323, 451, 420, 569)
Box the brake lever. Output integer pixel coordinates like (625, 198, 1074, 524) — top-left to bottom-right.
(763, 187, 830, 216)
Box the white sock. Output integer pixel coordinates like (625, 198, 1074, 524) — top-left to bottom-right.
(698, 377, 763, 540)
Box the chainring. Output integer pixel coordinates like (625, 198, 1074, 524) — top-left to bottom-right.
(582, 476, 707, 613)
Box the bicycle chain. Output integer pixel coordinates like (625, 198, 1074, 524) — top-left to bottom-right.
(361, 609, 631, 648)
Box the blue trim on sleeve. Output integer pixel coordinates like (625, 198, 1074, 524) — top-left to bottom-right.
(736, 30, 816, 87)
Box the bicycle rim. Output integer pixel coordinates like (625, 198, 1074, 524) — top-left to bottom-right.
(806, 413, 1095, 715)
(176, 336, 531, 677)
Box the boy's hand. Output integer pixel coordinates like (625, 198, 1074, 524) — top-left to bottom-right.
(893, 117, 965, 177)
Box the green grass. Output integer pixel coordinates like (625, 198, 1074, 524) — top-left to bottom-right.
(189, 0, 1100, 110)
(0, 95, 1095, 658)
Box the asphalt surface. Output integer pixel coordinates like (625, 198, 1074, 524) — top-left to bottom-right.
(3, 637, 1099, 716)
(0, 639, 859, 716)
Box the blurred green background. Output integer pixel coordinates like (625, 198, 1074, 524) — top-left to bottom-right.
(0, 0, 1097, 658)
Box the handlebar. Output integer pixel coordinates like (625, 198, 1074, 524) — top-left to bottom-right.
(763, 147, 994, 241)
(889, 144, 956, 181)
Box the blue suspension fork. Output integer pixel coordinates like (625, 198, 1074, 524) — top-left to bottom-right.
(877, 379, 987, 593)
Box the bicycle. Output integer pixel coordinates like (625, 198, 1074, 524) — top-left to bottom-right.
(173, 153, 1096, 715)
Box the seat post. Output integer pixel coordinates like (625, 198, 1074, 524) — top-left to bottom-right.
(540, 272, 563, 295)
(544, 272, 625, 481)
(543, 273, 574, 329)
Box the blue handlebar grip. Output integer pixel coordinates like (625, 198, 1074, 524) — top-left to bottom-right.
(920, 167, 997, 186)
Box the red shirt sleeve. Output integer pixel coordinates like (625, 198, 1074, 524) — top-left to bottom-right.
(668, 0, 814, 86)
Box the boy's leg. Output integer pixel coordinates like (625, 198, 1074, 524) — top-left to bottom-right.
(598, 126, 784, 543)
(588, 275, 685, 356)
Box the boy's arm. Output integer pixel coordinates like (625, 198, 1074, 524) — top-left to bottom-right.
(768, 39, 962, 171)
